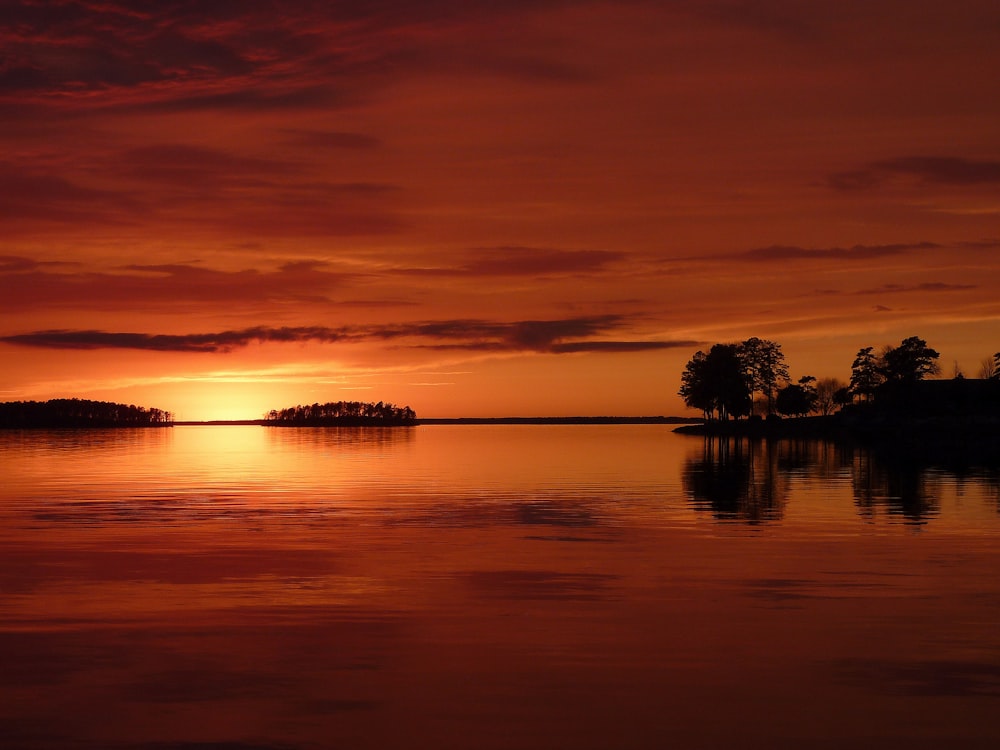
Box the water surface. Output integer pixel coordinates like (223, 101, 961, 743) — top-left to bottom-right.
(2, 425, 999, 749)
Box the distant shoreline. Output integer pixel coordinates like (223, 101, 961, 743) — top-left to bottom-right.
(417, 416, 699, 425)
(168, 416, 701, 427)
(672, 414, 1000, 442)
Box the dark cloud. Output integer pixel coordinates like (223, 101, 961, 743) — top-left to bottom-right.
(279, 129, 381, 150)
(855, 282, 977, 295)
(873, 156, 1000, 185)
(0, 255, 41, 273)
(379, 315, 630, 350)
(464, 247, 622, 276)
(1, 315, 690, 355)
(473, 53, 593, 84)
(551, 340, 694, 353)
(398, 246, 623, 277)
(958, 238, 1000, 248)
(826, 170, 882, 191)
(0, 163, 140, 224)
(112, 144, 293, 186)
(0, 327, 348, 353)
(0, 145, 403, 238)
(829, 156, 1000, 190)
(111, 143, 398, 195)
(0, 0, 596, 115)
(692, 242, 938, 263)
(0, 261, 354, 312)
(743, 242, 939, 261)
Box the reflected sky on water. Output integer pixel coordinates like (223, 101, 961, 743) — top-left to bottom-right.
(2, 425, 1000, 749)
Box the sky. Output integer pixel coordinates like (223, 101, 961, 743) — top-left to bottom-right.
(1, 0, 999, 420)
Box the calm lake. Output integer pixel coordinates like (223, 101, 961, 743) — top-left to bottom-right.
(2, 424, 1000, 749)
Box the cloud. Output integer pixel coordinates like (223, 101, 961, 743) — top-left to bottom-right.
(278, 129, 381, 150)
(0, 0, 597, 116)
(0, 141, 403, 238)
(0, 255, 42, 273)
(692, 242, 938, 263)
(110, 141, 399, 203)
(0, 327, 347, 353)
(0, 260, 355, 312)
(112, 144, 294, 186)
(1, 315, 694, 355)
(373, 316, 631, 350)
(855, 282, 978, 295)
(550, 341, 694, 353)
(0, 163, 139, 224)
(744, 243, 937, 261)
(398, 246, 624, 277)
(829, 156, 1000, 190)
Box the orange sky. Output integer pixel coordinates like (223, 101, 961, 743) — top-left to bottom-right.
(2, 1, 999, 419)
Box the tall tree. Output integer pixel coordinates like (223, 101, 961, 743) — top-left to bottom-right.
(775, 376, 818, 417)
(882, 336, 940, 383)
(849, 346, 882, 401)
(679, 350, 713, 418)
(981, 353, 1000, 380)
(679, 344, 752, 420)
(814, 377, 847, 415)
(739, 337, 789, 414)
(833, 386, 853, 410)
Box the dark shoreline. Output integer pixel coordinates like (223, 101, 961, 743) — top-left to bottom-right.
(672, 414, 1000, 446)
(174, 416, 700, 427)
(3, 416, 700, 428)
(417, 416, 699, 425)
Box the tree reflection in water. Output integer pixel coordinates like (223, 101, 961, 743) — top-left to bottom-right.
(682, 437, 787, 523)
(851, 449, 940, 525)
(681, 436, 982, 526)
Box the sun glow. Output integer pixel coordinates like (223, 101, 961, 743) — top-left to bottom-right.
(148, 380, 295, 422)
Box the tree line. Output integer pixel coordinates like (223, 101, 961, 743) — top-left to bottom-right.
(0, 399, 173, 428)
(264, 400, 417, 426)
(679, 336, 998, 421)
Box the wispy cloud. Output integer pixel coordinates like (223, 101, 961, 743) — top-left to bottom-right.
(829, 156, 1000, 190)
(397, 246, 624, 277)
(0, 327, 347, 353)
(855, 282, 978, 295)
(0, 260, 356, 312)
(0, 0, 596, 116)
(0, 163, 140, 224)
(688, 242, 938, 263)
(277, 129, 381, 150)
(1, 316, 696, 355)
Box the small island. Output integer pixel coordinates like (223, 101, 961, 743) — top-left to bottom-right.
(0, 398, 173, 428)
(263, 400, 417, 427)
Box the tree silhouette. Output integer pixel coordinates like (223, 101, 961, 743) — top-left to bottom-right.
(849, 346, 883, 402)
(833, 386, 853, 410)
(978, 357, 996, 379)
(679, 344, 752, 420)
(263, 400, 416, 426)
(775, 376, 818, 417)
(982, 353, 1000, 380)
(882, 336, 940, 383)
(0, 399, 172, 428)
(739, 337, 789, 415)
(814, 377, 847, 415)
